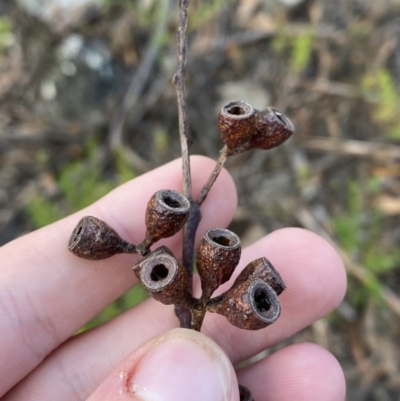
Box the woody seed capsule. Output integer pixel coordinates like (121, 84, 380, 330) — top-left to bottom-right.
(234, 257, 286, 295)
(68, 216, 136, 260)
(196, 227, 241, 297)
(218, 101, 256, 153)
(252, 107, 294, 151)
(218, 101, 294, 156)
(207, 279, 281, 330)
(144, 189, 191, 247)
(133, 246, 194, 307)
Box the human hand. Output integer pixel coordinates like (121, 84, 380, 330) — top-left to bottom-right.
(0, 156, 346, 400)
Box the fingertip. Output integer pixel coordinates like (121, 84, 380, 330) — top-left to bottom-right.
(87, 328, 239, 401)
(238, 343, 346, 401)
(265, 227, 347, 312)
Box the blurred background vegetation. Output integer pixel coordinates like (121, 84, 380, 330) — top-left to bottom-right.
(1, 0, 400, 398)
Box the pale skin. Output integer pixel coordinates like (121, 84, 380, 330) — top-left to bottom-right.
(0, 156, 347, 401)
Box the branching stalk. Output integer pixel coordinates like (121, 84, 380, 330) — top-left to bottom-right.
(196, 145, 229, 206)
(173, 0, 195, 328)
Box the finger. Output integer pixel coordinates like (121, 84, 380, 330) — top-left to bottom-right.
(87, 328, 239, 401)
(0, 155, 237, 396)
(6, 228, 345, 401)
(237, 343, 346, 401)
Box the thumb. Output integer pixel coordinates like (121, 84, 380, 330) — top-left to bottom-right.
(87, 328, 239, 401)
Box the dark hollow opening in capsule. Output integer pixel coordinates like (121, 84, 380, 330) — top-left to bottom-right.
(163, 196, 181, 208)
(227, 106, 245, 115)
(275, 111, 287, 126)
(239, 385, 250, 401)
(212, 235, 231, 246)
(150, 264, 169, 281)
(72, 225, 83, 242)
(254, 289, 271, 313)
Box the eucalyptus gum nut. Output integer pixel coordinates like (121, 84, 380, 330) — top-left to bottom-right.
(145, 189, 191, 245)
(218, 101, 256, 153)
(252, 107, 294, 151)
(196, 227, 241, 296)
(234, 257, 286, 296)
(68, 216, 136, 260)
(218, 101, 294, 156)
(132, 246, 173, 280)
(207, 279, 281, 330)
(133, 247, 193, 307)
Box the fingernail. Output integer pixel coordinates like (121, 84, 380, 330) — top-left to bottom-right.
(127, 329, 236, 401)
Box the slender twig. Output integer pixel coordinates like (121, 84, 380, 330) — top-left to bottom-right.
(196, 145, 229, 206)
(173, 0, 192, 200)
(173, 0, 195, 328)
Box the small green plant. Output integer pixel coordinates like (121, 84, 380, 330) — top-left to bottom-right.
(28, 139, 136, 228)
(272, 27, 315, 74)
(361, 68, 400, 139)
(331, 180, 400, 308)
(0, 17, 12, 64)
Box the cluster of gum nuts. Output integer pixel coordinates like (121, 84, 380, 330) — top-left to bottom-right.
(68, 100, 294, 400)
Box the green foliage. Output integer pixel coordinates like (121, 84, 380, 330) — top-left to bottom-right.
(361, 69, 400, 138)
(272, 28, 315, 74)
(331, 182, 363, 254)
(29, 197, 65, 229)
(290, 30, 314, 74)
(0, 17, 12, 63)
(28, 139, 136, 228)
(331, 180, 400, 307)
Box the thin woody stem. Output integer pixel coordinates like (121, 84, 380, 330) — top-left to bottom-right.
(190, 286, 213, 331)
(196, 145, 229, 206)
(173, 0, 192, 201)
(173, 0, 194, 328)
(184, 145, 230, 330)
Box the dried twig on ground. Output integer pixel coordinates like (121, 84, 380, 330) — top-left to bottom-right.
(108, 0, 171, 152)
(303, 138, 400, 161)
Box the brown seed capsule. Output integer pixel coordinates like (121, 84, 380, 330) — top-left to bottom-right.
(133, 246, 194, 307)
(207, 279, 281, 330)
(239, 385, 254, 401)
(196, 228, 241, 298)
(68, 216, 136, 260)
(144, 189, 191, 247)
(132, 246, 173, 279)
(218, 101, 294, 156)
(252, 107, 294, 152)
(218, 101, 256, 153)
(234, 257, 286, 295)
